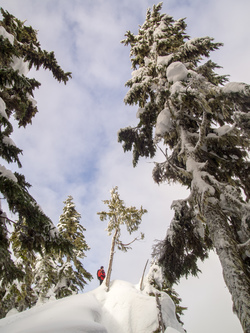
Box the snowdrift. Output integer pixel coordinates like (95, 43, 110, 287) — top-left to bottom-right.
(0, 280, 184, 333)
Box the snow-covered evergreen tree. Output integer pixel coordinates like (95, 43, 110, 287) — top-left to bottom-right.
(56, 195, 92, 297)
(97, 186, 147, 291)
(1, 220, 37, 317)
(118, 3, 250, 331)
(1, 196, 92, 316)
(0, 8, 72, 286)
(33, 250, 58, 304)
(0, 208, 23, 318)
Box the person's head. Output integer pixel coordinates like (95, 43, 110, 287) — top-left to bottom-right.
(101, 266, 104, 269)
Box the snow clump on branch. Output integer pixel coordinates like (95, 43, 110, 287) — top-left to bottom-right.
(166, 62, 188, 83)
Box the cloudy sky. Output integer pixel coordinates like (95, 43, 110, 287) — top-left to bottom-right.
(1, 0, 249, 332)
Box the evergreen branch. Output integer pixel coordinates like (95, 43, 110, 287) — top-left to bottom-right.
(20, 45, 72, 84)
(116, 232, 145, 250)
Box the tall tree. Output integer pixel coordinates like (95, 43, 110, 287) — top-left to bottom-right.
(118, 3, 250, 331)
(1, 196, 92, 316)
(0, 8, 72, 284)
(97, 186, 147, 291)
(56, 195, 92, 297)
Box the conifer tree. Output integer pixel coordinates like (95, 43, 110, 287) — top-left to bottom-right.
(0, 8, 72, 285)
(97, 186, 147, 291)
(1, 221, 37, 316)
(33, 250, 58, 304)
(118, 3, 250, 331)
(0, 209, 23, 315)
(56, 195, 92, 297)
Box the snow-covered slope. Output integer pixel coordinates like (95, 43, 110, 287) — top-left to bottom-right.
(0, 280, 184, 333)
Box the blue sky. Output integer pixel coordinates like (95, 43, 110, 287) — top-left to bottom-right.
(1, 0, 249, 332)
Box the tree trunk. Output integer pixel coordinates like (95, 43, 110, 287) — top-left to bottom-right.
(105, 227, 119, 291)
(204, 200, 250, 333)
(140, 259, 149, 291)
(156, 293, 166, 333)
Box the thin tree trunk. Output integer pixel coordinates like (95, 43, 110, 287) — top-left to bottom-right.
(156, 293, 165, 333)
(105, 227, 119, 291)
(204, 201, 250, 333)
(140, 259, 149, 291)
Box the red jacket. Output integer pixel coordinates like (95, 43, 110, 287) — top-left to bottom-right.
(97, 269, 105, 281)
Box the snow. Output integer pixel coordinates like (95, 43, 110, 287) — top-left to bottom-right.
(153, 21, 167, 38)
(0, 279, 184, 333)
(166, 62, 188, 84)
(27, 94, 37, 107)
(183, 38, 200, 51)
(170, 81, 185, 96)
(157, 55, 173, 67)
(0, 25, 14, 44)
(136, 107, 145, 118)
(194, 219, 205, 239)
(144, 262, 164, 291)
(10, 56, 30, 76)
(2, 136, 16, 147)
(0, 164, 17, 182)
(213, 124, 234, 137)
(131, 67, 144, 80)
(155, 108, 172, 138)
(0, 25, 29, 76)
(0, 97, 8, 119)
(222, 82, 248, 94)
(186, 157, 215, 197)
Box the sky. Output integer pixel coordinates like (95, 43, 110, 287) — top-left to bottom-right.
(1, 0, 249, 332)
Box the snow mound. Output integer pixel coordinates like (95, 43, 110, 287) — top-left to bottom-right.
(222, 82, 248, 94)
(155, 108, 173, 139)
(167, 62, 188, 83)
(0, 280, 184, 333)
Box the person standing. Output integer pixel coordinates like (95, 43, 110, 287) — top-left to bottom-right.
(97, 266, 105, 285)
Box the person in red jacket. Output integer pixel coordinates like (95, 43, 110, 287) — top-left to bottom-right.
(97, 266, 105, 285)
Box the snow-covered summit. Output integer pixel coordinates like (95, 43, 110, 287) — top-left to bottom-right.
(0, 279, 184, 333)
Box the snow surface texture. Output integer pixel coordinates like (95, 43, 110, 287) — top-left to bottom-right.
(0, 279, 184, 333)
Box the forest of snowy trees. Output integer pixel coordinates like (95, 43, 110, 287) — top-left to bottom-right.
(0, 2, 249, 332)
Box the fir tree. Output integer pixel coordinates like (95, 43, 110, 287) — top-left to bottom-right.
(97, 186, 147, 291)
(0, 208, 23, 316)
(33, 250, 58, 304)
(118, 3, 250, 331)
(1, 220, 37, 317)
(0, 8, 72, 286)
(56, 195, 92, 297)
(1, 196, 92, 315)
